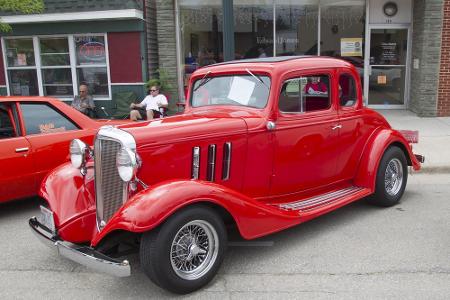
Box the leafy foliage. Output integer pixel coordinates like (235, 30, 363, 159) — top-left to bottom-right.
(0, 0, 44, 32)
(145, 69, 174, 92)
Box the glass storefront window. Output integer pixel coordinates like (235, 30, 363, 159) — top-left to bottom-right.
(40, 38, 70, 66)
(42, 69, 73, 97)
(5, 39, 35, 67)
(3, 34, 110, 99)
(320, 0, 365, 85)
(179, 0, 223, 95)
(75, 35, 108, 97)
(40, 37, 73, 97)
(5, 38, 38, 96)
(77, 67, 109, 97)
(234, 1, 274, 59)
(275, 1, 319, 56)
(8, 70, 39, 96)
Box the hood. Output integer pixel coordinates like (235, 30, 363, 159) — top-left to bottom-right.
(117, 111, 251, 147)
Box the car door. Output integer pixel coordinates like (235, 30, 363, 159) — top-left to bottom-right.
(19, 102, 94, 189)
(0, 102, 35, 202)
(270, 72, 341, 196)
(336, 71, 376, 180)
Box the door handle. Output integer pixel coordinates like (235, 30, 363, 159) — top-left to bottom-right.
(331, 124, 342, 130)
(15, 147, 29, 153)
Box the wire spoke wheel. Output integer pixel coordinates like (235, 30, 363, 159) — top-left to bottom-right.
(170, 220, 219, 281)
(384, 158, 403, 196)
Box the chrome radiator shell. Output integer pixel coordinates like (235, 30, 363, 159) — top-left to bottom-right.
(94, 126, 136, 230)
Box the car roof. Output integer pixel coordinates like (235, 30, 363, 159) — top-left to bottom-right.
(196, 56, 355, 76)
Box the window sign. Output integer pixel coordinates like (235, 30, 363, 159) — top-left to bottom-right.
(341, 38, 363, 57)
(75, 36, 106, 65)
(227, 77, 256, 105)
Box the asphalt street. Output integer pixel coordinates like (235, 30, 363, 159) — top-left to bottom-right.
(0, 173, 449, 299)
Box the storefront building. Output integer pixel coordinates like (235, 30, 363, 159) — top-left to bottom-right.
(0, 0, 147, 114)
(2, 0, 450, 117)
(153, 0, 450, 117)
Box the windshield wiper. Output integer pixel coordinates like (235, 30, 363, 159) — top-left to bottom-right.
(245, 68, 269, 90)
(193, 71, 212, 92)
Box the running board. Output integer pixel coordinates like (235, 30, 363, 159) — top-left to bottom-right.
(277, 186, 367, 212)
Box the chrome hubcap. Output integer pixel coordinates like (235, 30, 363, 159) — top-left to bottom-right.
(170, 220, 219, 280)
(384, 158, 403, 196)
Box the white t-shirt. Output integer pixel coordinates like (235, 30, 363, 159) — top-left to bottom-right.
(140, 94, 168, 111)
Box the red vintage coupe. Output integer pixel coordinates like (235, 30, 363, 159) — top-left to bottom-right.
(0, 97, 126, 202)
(29, 57, 423, 294)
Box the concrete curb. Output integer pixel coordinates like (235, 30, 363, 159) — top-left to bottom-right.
(416, 166, 450, 174)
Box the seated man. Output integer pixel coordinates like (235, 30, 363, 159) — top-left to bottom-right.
(304, 77, 327, 95)
(71, 84, 96, 117)
(130, 85, 168, 121)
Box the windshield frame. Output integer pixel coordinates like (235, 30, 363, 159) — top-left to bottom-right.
(189, 73, 272, 109)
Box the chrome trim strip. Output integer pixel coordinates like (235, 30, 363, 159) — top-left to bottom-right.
(207, 144, 216, 181)
(222, 142, 232, 180)
(29, 217, 130, 277)
(192, 146, 200, 179)
(279, 187, 364, 211)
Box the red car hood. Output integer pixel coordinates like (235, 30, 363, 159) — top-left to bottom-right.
(117, 112, 250, 147)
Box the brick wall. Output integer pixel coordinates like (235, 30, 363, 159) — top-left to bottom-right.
(410, 0, 443, 117)
(145, 0, 159, 77)
(438, 0, 450, 116)
(154, 0, 179, 108)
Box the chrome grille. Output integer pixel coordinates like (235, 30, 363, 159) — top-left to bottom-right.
(94, 126, 135, 229)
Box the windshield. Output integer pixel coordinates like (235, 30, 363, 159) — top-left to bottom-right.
(191, 75, 271, 108)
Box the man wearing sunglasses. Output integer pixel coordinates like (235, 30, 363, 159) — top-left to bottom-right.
(71, 84, 96, 118)
(130, 85, 168, 121)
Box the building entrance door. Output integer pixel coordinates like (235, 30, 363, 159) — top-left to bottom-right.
(367, 28, 409, 108)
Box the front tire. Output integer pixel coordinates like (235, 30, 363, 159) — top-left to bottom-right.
(140, 205, 227, 294)
(368, 146, 408, 207)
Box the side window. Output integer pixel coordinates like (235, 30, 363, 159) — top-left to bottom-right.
(20, 103, 79, 135)
(339, 74, 357, 107)
(279, 75, 330, 113)
(0, 104, 17, 139)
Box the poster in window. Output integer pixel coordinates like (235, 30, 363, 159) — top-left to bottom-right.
(16, 53, 27, 66)
(341, 38, 363, 57)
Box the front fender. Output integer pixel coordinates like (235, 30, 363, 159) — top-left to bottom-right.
(39, 162, 96, 243)
(354, 128, 421, 190)
(91, 180, 301, 246)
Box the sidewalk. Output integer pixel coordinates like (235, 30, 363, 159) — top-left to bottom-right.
(378, 110, 450, 173)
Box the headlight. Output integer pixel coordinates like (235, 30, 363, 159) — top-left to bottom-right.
(70, 139, 87, 169)
(116, 147, 138, 182)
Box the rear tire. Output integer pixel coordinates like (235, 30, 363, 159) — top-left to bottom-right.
(367, 146, 408, 207)
(140, 205, 227, 294)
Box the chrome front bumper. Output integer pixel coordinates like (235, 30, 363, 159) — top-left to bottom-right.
(29, 217, 131, 277)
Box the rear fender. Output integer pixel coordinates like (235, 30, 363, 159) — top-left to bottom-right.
(91, 180, 301, 246)
(354, 128, 421, 190)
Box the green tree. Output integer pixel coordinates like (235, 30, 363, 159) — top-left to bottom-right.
(0, 0, 44, 32)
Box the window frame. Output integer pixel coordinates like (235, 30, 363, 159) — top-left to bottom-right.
(1, 34, 111, 100)
(18, 102, 81, 136)
(278, 73, 332, 115)
(338, 72, 358, 109)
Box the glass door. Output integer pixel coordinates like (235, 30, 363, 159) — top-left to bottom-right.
(367, 28, 408, 107)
